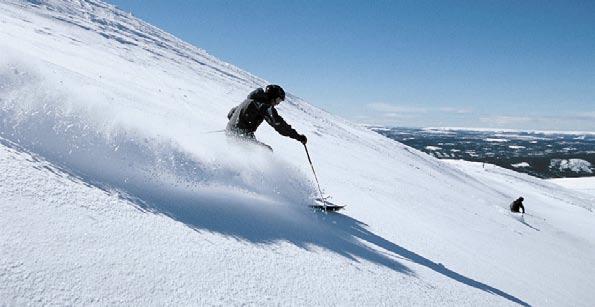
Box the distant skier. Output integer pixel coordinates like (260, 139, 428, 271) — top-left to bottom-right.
(226, 85, 307, 151)
(510, 196, 525, 213)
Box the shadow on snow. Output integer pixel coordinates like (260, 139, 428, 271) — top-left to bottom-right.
(127, 179, 530, 307)
(0, 137, 530, 306)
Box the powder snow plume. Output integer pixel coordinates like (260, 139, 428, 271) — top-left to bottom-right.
(0, 31, 315, 224)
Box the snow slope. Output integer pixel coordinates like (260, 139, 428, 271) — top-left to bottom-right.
(549, 177, 595, 199)
(1, 1, 595, 305)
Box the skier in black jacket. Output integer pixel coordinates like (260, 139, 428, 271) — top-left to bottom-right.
(226, 85, 307, 151)
(510, 196, 525, 213)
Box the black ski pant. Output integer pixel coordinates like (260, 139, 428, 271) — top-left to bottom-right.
(225, 130, 273, 152)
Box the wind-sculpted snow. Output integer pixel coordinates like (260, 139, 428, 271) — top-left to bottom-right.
(7, 0, 260, 87)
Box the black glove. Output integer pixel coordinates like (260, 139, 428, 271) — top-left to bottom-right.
(297, 134, 307, 144)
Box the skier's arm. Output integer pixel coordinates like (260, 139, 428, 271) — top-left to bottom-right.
(227, 106, 237, 120)
(261, 105, 301, 140)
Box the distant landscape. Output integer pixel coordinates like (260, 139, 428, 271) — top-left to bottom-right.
(371, 127, 595, 179)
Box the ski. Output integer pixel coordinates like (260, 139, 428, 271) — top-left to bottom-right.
(310, 197, 345, 212)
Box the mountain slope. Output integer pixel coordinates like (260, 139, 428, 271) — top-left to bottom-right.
(1, 1, 594, 305)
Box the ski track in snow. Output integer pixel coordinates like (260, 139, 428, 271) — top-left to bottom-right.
(1, 1, 595, 305)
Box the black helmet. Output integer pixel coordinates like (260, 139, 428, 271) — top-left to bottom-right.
(265, 84, 285, 101)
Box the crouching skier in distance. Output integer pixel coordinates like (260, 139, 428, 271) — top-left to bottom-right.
(510, 196, 525, 213)
(226, 85, 307, 151)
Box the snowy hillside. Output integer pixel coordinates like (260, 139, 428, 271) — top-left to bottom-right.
(1, 1, 595, 305)
(549, 177, 595, 199)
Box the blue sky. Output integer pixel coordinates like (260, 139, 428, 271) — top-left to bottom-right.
(108, 0, 595, 131)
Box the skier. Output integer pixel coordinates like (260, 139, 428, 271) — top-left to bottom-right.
(226, 85, 307, 151)
(510, 196, 525, 213)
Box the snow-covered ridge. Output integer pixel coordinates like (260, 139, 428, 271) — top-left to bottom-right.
(5, 0, 260, 87)
(2, 1, 595, 305)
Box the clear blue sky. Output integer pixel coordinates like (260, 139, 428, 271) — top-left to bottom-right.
(108, 0, 595, 131)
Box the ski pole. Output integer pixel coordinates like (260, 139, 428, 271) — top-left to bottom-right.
(303, 143, 327, 209)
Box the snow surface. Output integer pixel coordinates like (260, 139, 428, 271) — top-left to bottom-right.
(549, 159, 593, 174)
(1, 1, 595, 305)
(485, 138, 509, 143)
(511, 162, 531, 168)
(549, 177, 595, 199)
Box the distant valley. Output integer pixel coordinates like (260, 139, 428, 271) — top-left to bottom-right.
(371, 127, 595, 179)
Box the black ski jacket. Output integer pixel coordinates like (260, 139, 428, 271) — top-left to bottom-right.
(226, 88, 300, 140)
(510, 198, 525, 213)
